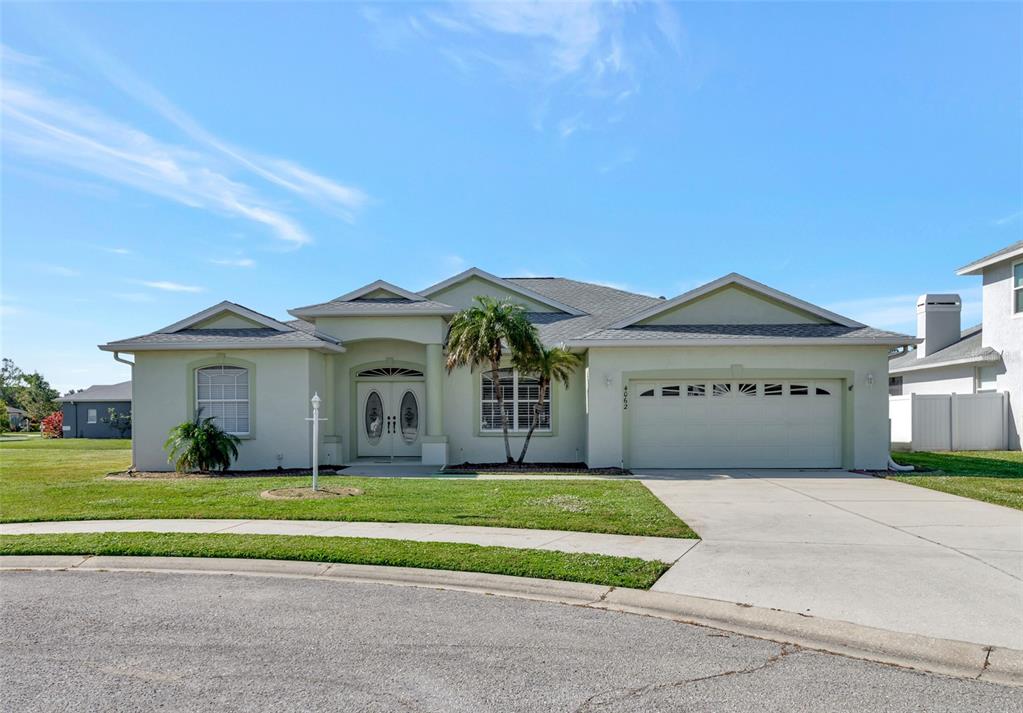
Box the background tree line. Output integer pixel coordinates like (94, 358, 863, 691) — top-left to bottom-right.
(1, 358, 61, 424)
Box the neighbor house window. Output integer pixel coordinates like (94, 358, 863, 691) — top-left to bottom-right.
(889, 376, 903, 396)
(481, 369, 550, 432)
(196, 366, 250, 435)
(1014, 262, 1023, 314)
(87, 408, 97, 424)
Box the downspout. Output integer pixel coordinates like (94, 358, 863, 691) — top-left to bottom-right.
(887, 456, 913, 472)
(112, 352, 136, 470)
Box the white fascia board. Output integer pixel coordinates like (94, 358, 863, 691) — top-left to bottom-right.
(608, 273, 864, 329)
(955, 243, 1023, 276)
(287, 307, 457, 319)
(330, 279, 427, 302)
(99, 341, 345, 354)
(160, 301, 292, 333)
(888, 353, 1001, 374)
(418, 267, 586, 316)
(565, 337, 919, 348)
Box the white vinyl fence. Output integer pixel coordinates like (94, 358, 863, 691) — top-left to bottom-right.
(889, 392, 1008, 451)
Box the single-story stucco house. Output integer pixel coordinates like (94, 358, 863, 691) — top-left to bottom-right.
(58, 381, 132, 439)
(100, 268, 914, 471)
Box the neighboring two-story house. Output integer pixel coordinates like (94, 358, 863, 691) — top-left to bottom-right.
(888, 241, 1022, 450)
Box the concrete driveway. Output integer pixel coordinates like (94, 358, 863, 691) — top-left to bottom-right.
(637, 470, 1023, 649)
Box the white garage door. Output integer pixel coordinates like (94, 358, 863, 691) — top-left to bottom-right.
(628, 379, 843, 468)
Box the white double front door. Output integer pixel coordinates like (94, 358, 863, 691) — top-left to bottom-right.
(356, 381, 425, 458)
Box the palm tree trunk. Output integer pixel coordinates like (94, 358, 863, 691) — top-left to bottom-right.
(517, 381, 548, 464)
(492, 361, 514, 463)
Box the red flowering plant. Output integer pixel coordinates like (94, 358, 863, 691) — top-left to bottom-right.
(41, 411, 63, 438)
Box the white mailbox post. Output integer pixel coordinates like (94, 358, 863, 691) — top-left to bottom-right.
(305, 393, 328, 491)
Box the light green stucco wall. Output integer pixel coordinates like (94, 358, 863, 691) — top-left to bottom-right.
(441, 361, 587, 464)
(640, 285, 829, 326)
(429, 276, 560, 313)
(585, 345, 891, 469)
(192, 313, 266, 329)
(130, 341, 888, 470)
(132, 349, 319, 471)
(314, 316, 447, 344)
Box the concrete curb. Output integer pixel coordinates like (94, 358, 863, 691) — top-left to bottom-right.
(2, 555, 1019, 687)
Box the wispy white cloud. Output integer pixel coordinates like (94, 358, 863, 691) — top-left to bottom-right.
(1, 40, 369, 247)
(558, 114, 586, 139)
(210, 257, 256, 268)
(37, 263, 79, 277)
(135, 280, 204, 293)
(98, 246, 132, 255)
(992, 210, 1022, 227)
(372, 2, 684, 137)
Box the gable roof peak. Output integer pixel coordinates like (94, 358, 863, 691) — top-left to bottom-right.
(331, 279, 426, 303)
(608, 273, 864, 329)
(159, 301, 293, 333)
(419, 267, 586, 316)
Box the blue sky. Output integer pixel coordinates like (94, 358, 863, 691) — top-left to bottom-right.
(2, 2, 1020, 392)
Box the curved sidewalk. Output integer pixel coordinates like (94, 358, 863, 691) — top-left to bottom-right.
(0, 519, 699, 564)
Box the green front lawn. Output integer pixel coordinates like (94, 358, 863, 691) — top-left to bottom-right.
(891, 451, 1023, 511)
(0, 439, 696, 538)
(0, 532, 668, 589)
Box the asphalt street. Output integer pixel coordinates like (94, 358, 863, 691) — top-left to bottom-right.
(0, 570, 1016, 712)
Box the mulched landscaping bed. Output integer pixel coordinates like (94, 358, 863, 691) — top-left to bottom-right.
(443, 462, 631, 475)
(106, 466, 348, 480)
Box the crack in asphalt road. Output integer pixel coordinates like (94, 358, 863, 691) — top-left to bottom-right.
(572, 643, 800, 711)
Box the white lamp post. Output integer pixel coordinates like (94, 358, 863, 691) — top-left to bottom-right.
(305, 393, 327, 491)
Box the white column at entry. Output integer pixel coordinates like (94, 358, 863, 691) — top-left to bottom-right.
(422, 342, 447, 465)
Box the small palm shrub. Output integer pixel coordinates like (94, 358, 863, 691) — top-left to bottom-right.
(164, 409, 241, 474)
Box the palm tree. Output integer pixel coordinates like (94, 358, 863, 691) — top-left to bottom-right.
(164, 408, 241, 474)
(446, 296, 540, 463)
(512, 346, 583, 464)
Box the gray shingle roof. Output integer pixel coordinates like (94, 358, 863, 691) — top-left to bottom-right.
(103, 328, 340, 350)
(290, 297, 457, 317)
(500, 278, 913, 345)
(503, 278, 661, 344)
(59, 381, 132, 402)
(575, 324, 911, 343)
(888, 325, 1000, 372)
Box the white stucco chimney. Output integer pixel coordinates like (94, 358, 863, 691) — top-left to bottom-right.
(916, 294, 961, 358)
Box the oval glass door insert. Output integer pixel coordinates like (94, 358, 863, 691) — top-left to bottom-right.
(399, 391, 419, 443)
(365, 391, 384, 444)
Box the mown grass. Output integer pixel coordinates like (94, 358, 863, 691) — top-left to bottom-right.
(891, 451, 1022, 511)
(0, 439, 696, 537)
(0, 532, 668, 589)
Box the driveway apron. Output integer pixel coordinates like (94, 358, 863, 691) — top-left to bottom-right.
(638, 469, 1023, 649)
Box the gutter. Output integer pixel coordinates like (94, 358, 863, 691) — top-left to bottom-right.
(99, 342, 345, 354)
(564, 337, 922, 348)
(111, 352, 137, 471)
(889, 352, 1002, 375)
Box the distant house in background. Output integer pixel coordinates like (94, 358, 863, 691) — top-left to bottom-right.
(59, 381, 132, 439)
(889, 241, 1022, 451)
(5, 406, 29, 430)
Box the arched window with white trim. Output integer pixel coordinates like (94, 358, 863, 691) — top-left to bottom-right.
(196, 366, 250, 435)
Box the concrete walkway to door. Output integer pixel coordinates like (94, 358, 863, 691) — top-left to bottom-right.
(637, 469, 1023, 649)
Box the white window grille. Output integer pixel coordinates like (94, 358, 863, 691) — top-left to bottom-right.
(196, 366, 250, 435)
